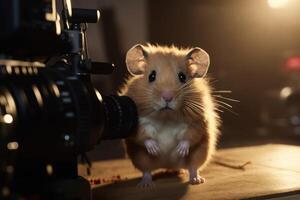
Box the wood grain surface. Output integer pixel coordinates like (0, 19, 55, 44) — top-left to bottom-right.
(78, 144, 300, 200)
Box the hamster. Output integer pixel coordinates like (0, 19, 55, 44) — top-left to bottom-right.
(120, 44, 221, 187)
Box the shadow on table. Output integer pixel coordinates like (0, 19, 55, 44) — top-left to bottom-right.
(92, 175, 189, 200)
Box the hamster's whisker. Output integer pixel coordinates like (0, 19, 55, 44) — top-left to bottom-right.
(133, 90, 153, 100)
(135, 86, 153, 93)
(184, 105, 203, 118)
(135, 97, 151, 102)
(176, 80, 193, 90)
(215, 100, 233, 108)
(186, 87, 202, 92)
(183, 106, 193, 117)
(213, 95, 240, 102)
(183, 89, 199, 94)
(184, 101, 205, 113)
(209, 79, 219, 84)
(212, 90, 232, 94)
(183, 105, 199, 116)
(183, 95, 202, 102)
(214, 107, 224, 113)
(187, 104, 203, 112)
(143, 109, 156, 116)
(139, 105, 156, 115)
(188, 101, 205, 110)
(185, 99, 225, 115)
(174, 83, 193, 98)
(215, 103, 238, 115)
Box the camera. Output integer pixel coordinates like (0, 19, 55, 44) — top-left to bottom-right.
(0, 0, 138, 199)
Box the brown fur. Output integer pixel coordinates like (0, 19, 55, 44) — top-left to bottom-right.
(120, 44, 221, 175)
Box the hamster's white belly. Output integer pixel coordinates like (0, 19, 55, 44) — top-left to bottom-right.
(140, 117, 188, 154)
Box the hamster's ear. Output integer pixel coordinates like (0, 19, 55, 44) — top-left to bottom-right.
(186, 47, 210, 78)
(126, 44, 148, 75)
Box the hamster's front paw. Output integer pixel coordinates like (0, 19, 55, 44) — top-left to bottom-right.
(176, 140, 190, 157)
(144, 139, 160, 156)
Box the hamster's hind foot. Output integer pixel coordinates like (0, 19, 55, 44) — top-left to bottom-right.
(189, 176, 205, 185)
(188, 168, 205, 185)
(137, 172, 155, 189)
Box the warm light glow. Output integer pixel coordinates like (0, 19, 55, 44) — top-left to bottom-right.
(280, 87, 292, 99)
(46, 164, 53, 175)
(1, 187, 10, 197)
(7, 142, 19, 150)
(268, 0, 289, 8)
(97, 10, 101, 21)
(6, 165, 14, 174)
(95, 89, 103, 102)
(284, 56, 300, 71)
(3, 114, 13, 124)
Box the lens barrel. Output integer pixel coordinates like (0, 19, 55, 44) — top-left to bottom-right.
(101, 95, 138, 140)
(0, 62, 137, 160)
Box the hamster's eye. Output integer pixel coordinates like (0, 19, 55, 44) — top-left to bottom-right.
(178, 72, 186, 83)
(148, 70, 156, 83)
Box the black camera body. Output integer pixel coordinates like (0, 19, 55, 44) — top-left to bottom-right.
(0, 0, 138, 199)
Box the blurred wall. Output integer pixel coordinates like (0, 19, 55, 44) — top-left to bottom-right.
(148, 0, 300, 137)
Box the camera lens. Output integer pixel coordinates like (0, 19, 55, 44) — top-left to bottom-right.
(0, 62, 138, 160)
(101, 95, 138, 140)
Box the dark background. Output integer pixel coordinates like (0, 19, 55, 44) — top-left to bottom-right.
(72, 0, 300, 159)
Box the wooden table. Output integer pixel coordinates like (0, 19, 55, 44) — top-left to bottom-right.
(78, 144, 300, 200)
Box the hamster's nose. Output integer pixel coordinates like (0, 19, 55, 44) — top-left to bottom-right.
(162, 91, 174, 103)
